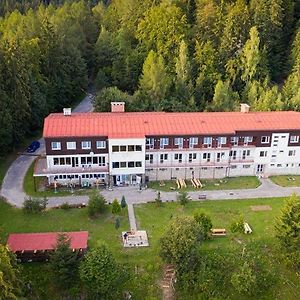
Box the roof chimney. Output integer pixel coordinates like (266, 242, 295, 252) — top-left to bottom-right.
(240, 103, 250, 113)
(111, 102, 125, 113)
(63, 108, 72, 116)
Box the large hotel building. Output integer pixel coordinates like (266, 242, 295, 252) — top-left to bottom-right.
(34, 103, 300, 187)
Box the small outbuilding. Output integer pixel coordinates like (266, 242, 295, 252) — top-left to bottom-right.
(7, 231, 88, 262)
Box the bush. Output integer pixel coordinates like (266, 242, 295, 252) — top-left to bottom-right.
(229, 215, 245, 234)
(60, 202, 71, 210)
(177, 191, 191, 206)
(111, 199, 121, 215)
(193, 209, 213, 240)
(121, 196, 127, 209)
(88, 190, 106, 217)
(23, 197, 47, 213)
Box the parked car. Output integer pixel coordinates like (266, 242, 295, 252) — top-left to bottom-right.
(27, 141, 40, 153)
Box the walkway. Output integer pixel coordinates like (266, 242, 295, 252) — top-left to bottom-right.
(3, 174, 300, 208)
(0, 93, 94, 207)
(127, 204, 137, 231)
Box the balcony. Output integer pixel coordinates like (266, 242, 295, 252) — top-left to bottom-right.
(34, 158, 109, 176)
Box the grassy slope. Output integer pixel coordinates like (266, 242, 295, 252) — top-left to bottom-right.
(270, 175, 300, 187)
(148, 176, 261, 192)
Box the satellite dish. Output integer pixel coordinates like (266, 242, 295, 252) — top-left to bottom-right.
(89, 152, 94, 156)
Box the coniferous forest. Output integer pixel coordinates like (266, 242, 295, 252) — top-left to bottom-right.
(0, 0, 300, 154)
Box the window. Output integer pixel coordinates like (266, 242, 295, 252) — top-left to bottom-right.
(217, 152, 225, 162)
(145, 154, 153, 163)
(112, 162, 119, 168)
(174, 153, 183, 163)
(160, 138, 169, 149)
(189, 137, 198, 148)
(260, 151, 267, 157)
(67, 142, 76, 150)
(174, 137, 184, 148)
(160, 154, 168, 163)
(128, 145, 135, 151)
(243, 165, 250, 168)
(146, 138, 154, 149)
(290, 135, 299, 143)
(120, 162, 127, 168)
(203, 137, 212, 147)
(229, 150, 237, 160)
(217, 137, 226, 146)
(188, 153, 197, 162)
(99, 156, 105, 166)
(231, 136, 239, 146)
(277, 164, 282, 167)
(128, 161, 135, 168)
(203, 153, 211, 162)
(66, 157, 71, 165)
(244, 136, 253, 144)
(261, 136, 270, 144)
(120, 145, 127, 152)
(242, 150, 250, 159)
(289, 150, 296, 156)
(96, 141, 106, 149)
(51, 142, 61, 150)
(112, 146, 119, 152)
(230, 165, 237, 169)
(135, 161, 142, 168)
(81, 141, 91, 149)
(53, 158, 59, 165)
(135, 145, 142, 151)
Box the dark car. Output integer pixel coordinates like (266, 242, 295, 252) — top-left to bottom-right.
(27, 141, 40, 153)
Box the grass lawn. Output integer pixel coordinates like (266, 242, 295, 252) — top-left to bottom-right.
(270, 175, 300, 187)
(148, 176, 261, 192)
(1, 195, 300, 299)
(24, 161, 93, 198)
(135, 198, 300, 300)
(0, 198, 161, 299)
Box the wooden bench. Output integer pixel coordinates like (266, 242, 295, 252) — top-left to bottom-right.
(211, 228, 227, 236)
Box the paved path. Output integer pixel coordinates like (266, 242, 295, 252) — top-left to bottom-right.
(127, 204, 137, 231)
(3, 176, 300, 208)
(0, 93, 94, 207)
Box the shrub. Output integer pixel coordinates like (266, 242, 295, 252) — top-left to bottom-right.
(121, 196, 127, 209)
(229, 215, 245, 234)
(23, 197, 47, 213)
(60, 202, 71, 210)
(193, 209, 213, 240)
(111, 199, 121, 215)
(155, 191, 162, 207)
(177, 191, 191, 206)
(87, 190, 106, 217)
(115, 217, 120, 230)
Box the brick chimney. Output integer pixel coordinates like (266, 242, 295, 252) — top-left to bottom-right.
(111, 102, 125, 113)
(240, 103, 250, 113)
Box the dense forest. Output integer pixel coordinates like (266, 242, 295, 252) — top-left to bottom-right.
(1, 0, 300, 154)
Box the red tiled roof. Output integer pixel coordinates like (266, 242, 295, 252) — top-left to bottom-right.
(7, 231, 88, 252)
(43, 111, 300, 138)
